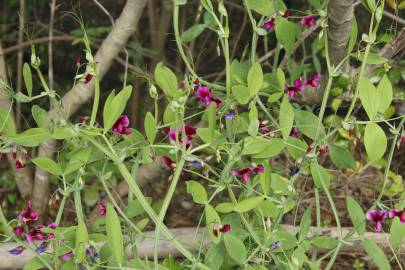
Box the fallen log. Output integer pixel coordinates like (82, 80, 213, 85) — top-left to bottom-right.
(0, 226, 401, 269)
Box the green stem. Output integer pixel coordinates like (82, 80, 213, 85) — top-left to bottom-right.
(375, 117, 405, 205)
(117, 162, 210, 270)
(172, 4, 225, 91)
(224, 38, 231, 100)
(90, 65, 100, 127)
(153, 158, 185, 269)
(55, 195, 67, 225)
(74, 187, 84, 223)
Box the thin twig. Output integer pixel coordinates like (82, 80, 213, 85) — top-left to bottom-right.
(48, 0, 57, 91)
(16, 0, 25, 131)
(383, 10, 405, 25)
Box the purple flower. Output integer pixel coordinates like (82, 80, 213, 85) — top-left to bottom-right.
(46, 222, 57, 239)
(60, 251, 74, 261)
(8, 246, 25, 255)
(190, 160, 203, 168)
(282, 10, 290, 18)
(389, 209, 405, 223)
(301, 16, 316, 27)
(166, 125, 197, 147)
(366, 209, 387, 232)
(35, 242, 48, 254)
(13, 226, 24, 237)
(258, 119, 270, 134)
(289, 165, 300, 177)
(306, 72, 320, 88)
(270, 241, 281, 250)
(220, 224, 232, 233)
(318, 145, 329, 156)
(225, 111, 234, 120)
(112, 115, 132, 136)
(263, 17, 275, 30)
(97, 200, 107, 217)
(18, 201, 39, 225)
(196, 86, 222, 109)
(83, 74, 93, 84)
(232, 164, 264, 184)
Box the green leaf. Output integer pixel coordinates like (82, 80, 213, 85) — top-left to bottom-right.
(251, 138, 285, 159)
(362, 238, 391, 270)
(389, 217, 405, 250)
(276, 68, 286, 87)
(294, 109, 326, 140)
(186, 180, 208, 204)
(215, 202, 234, 213)
(162, 255, 181, 270)
(155, 62, 178, 98)
(271, 173, 291, 194)
(364, 122, 387, 161)
(259, 162, 271, 195)
(31, 105, 48, 128)
(103, 86, 133, 133)
(74, 221, 88, 263)
(376, 75, 393, 113)
(144, 112, 157, 144)
(299, 206, 312, 242)
(356, 52, 388, 64)
(106, 204, 124, 265)
(234, 196, 264, 213)
(275, 17, 299, 54)
(348, 17, 358, 54)
(241, 137, 271, 155)
(125, 198, 151, 218)
(14, 92, 32, 102)
(359, 77, 380, 120)
(0, 106, 16, 135)
(329, 144, 356, 170)
(346, 196, 365, 236)
(204, 244, 224, 270)
(205, 204, 221, 244)
(310, 162, 332, 190)
(279, 95, 294, 140)
(23, 255, 52, 270)
(256, 200, 280, 218)
(23, 63, 33, 97)
(10, 128, 50, 147)
(181, 24, 206, 43)
(232, 85, 250, 104)
(208, 102, 216, 141)
(247, 63, 263, 97)
(246, 0, 274, 16)
(286, 137, 307, 159)
(224, 234, 247, 264)
(32, 157, 63, 176)
(311, 236, 338, 249)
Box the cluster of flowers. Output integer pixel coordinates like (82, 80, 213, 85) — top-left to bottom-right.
(163, 124, 197, 148)
(213, 222, 232, 237)
(112, 115, 132, 136)
(284, 72, 320, 98)
(262, 10, 316, 31)
(232, 164, 264, 184)
(366, 208, 405, 232)
(58, 245, 99, 263)
(9, 201, 57, 255)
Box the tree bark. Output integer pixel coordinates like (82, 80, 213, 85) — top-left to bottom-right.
(31, 0, 148, 216)
(327, 0, 356, 70)
(0, 41, 33, 198)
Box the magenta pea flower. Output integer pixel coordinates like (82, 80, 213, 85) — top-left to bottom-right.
(162, 156, 176, 171)
(97, 200, 107, 217)
(18, 201, 39, 225)
(397, 130, 405, 150)
(263, 17, 275, 30)
(166, 125, 197, 147)
(282, 10, 290, 18)
(306, 72, 320, 88)
(15, 160, 25, 169)
(366, 209, 387, 232)
(196, 86, 222, 109)
(285, 78, 306, 98)
(8, 246, 25, 255)
(26, 228, 46, 243)
(13, 226, 24, 237)
(83, 74, 93, 84)
(290, 127, 299, 137)
(318, 145, 329, 156)
(213, 223, 232, 237)
(301, 16, 316, 27)
(35, 242, 48, 254)
(112, 115, 132, 136)
(389, 209, 405, 223)
(232, 164, 264, 184)
(60, 251, 74, 261)
(46, 222, 57, 239)
(258, 119, 270, 134)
